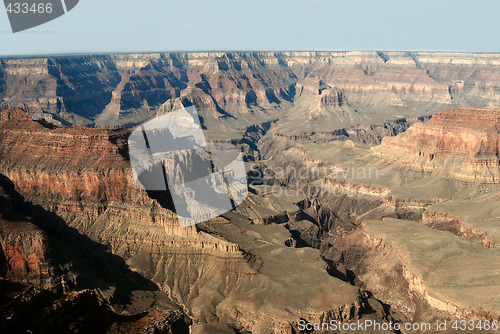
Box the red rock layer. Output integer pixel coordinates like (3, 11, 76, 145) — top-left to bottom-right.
(0, 172, 55, 289)
(373, 108, 500, 183)
(408, 108, 500, 158)
(0, 221, 51, 280)
(0, 108, 194, 238)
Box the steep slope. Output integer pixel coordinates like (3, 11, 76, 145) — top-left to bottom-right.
(0, 171, 190, 333)
(0, 174, 54, 289)
(327, 218, 500, 322)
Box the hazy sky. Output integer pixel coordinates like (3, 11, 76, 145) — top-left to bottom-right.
(0, 0, 499, 56)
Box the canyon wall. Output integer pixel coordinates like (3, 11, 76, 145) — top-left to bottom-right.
(2, 51, 500, 331)
(253, 106, 500, 325)
(0, 170, 191, 333)
(1, 52, 499, 142)
(373, 108, 500, 183)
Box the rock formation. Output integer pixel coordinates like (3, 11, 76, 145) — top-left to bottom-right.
(373, 108, 500, 183)
(254, 106, 500, 325)
(1, 50, 500, 332)
(0, 167, 190, 333)
(326, 218, 500, 322)
(0, 174, 53, 288)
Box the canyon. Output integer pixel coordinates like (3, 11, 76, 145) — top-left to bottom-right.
(0, 108, 396, 333)
(262, 107, 500, 326)
(0, 52, 499, 333)
(1, 52, 499, 142)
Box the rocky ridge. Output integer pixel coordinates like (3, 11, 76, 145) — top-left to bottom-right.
(373, 108, 500, 183)
(0, 162, 190, 333)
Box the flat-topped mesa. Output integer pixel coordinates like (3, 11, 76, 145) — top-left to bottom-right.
(372, 108, 500, 183)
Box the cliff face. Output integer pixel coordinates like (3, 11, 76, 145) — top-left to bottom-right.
(0, 221, 51, 285)
(373, 108, 500, 183)
(0, 108, 193, 239)
(377, 108, 500, 157)
(0, 57, 122, 125)
(325, 219, 500, 322)
(0, 174, 53, 287)
(1, 52, 499, 140)
(2, 51, 500, 330)
(0, 169, 190, 333)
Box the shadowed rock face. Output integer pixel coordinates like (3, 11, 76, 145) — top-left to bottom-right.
(2, 104, 498, 331)
(2, 51, 500, 331)
(0, 170, 190, 333)
(0, 174, 53, 288)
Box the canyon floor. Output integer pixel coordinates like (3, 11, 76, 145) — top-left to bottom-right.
(0, 52, 499, 333)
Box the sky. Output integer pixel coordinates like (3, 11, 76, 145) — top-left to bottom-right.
(0, 0, 499, 57)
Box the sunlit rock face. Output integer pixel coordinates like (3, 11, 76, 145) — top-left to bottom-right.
(373, 108, 500, 183)
(1, 51, 500, 331)
(247, 106, 500, 324)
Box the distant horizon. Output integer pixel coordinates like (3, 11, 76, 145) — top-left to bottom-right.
(1, 49, 500, 60)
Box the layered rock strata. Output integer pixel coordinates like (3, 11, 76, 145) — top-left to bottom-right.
(373, 108, 500, 183)
(1, 52, 499, 142)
